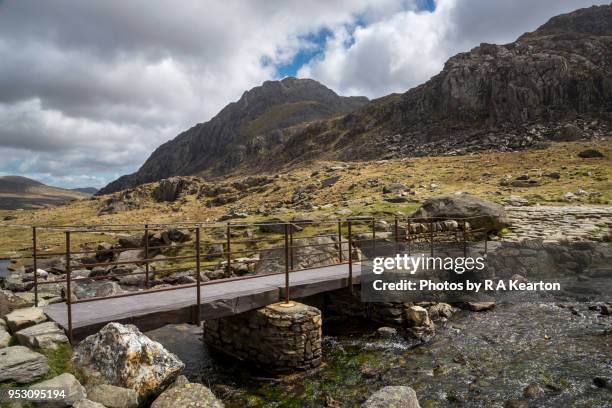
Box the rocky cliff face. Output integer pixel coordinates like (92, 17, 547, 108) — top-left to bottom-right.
(101, 5, 611, 195)
(275, 4, 611, 163)
(99, 78, 368, 194)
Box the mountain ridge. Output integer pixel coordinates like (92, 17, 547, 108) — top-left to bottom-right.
(100, 4, 612, 195)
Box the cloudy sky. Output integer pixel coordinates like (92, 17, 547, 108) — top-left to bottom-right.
(0, 0, 605, 189)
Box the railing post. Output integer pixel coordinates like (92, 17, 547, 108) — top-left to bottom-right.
(144, 224, 149, 288)
(226, 223, 231, 277)
(371, 218, 376, 258)
(32, 227, 38, 307)
(65, 231, 73, 344)
(462, 219, 468, 257)
(337, 220, 342, 263)
(284, 223, 290, 303)
(289, 223, 294, 270)
(430, 219, 434, 257)
(194, 227, 201, 324)
(407, 220, 411, 256)
(348, 220, 353, 294)
(394, 217, 399, 254)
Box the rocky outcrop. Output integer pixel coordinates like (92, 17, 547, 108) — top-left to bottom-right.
(412, 194, 510, 233)
(0, 345, 50, 383)
(73, 323, 184, 402)
(151, 376, 224, 408)
(363, 386, 421, 408)
(29, 373, 87, 407)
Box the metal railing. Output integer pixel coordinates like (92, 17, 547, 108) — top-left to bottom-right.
(29, 216, 489, 342)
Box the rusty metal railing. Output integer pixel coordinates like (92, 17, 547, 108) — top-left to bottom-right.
(29, 215, 489, 342)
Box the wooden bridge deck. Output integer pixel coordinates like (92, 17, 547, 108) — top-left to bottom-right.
(44, 263, 361, 339)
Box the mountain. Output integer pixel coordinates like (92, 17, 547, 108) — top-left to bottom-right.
(99, 78, 368, 194)
(71, 187, 98, 195)
(101, 4, 611, 195)
(0, 176, 90, 210)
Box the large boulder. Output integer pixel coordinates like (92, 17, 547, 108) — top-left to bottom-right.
(0, 345, 50, 383)
(29, 373, 87, 407)
(151, 376, 224, 408)
(5, 307, 46, 332)
(363, 386, 421, 408)
(15, 321, 69, 349)
(73, 322, 184, 402)
(412, 194, 510, 233)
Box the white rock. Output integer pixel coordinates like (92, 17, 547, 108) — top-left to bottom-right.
(73, 322, 184, 401)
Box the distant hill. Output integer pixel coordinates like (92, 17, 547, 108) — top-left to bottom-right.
(71, 187, 98, 195)
(0, 176, 90, 210)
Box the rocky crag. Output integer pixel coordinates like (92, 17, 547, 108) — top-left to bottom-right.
(100, 5, 612, 195)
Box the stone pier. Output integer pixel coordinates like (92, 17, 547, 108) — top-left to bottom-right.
(204, 301, 322, 373)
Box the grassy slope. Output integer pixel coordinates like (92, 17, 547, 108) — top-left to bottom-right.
(0, 140, 610, 258)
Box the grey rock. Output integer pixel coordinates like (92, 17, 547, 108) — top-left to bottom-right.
(0, 345, 49, 383)
(363, 386, 421, 408)
(87, 384, 139, 408)
(29, 373, 87, 407)
(0, 326, 12, 348)
(5, 307, 46, 332)
(73, 400, 107, 408)
(151, 380, 224, 408)
(578, 149, 604, 158)
(15, 321, 69, 349)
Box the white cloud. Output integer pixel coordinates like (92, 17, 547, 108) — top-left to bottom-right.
(0, 0, 606, 188)
(299, 0, 608, 98)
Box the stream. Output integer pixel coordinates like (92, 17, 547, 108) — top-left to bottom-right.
(147, 301, 611, 407)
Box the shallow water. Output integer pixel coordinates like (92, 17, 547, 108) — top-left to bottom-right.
(147, 302, 611, 408)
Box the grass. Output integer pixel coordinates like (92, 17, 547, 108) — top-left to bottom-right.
(0, 139, 610, 258)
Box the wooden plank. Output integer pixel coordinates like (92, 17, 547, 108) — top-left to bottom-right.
(43, 263, 361, 339)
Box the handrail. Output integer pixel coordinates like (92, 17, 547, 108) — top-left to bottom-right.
(29, 216, 488, 343)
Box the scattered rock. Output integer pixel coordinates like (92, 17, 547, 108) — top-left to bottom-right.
(322, 175, 341, 187)
(29, 373, 87, 407)
(427, 303, 456, 320)
(383, 183, 407, 194)
(466, 301, 496, 312)
(362, 386, 421, 408)
(0, 345, 50, 383)
(544, 172, 561, 179)
(15, 321, 69, 349)
(73, 322, 184, 401)
(151, 378, 224, 408)
(74, 281, 124, 299)
(0, 326, 11, 348)
(5, 307, 46, 332)
(522, 383, 544, 398)
(593, 376, 609, 388)
(375, 327, 397, 337)
(578, 149, 604, 158)
(73, 400, 106, 408)
(550, 124, 585, 141)
(504, 196, 529, 206)
(87, 384, 139, 408)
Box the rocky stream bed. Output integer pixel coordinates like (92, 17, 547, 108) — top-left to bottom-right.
(147, 299, 611, 408)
